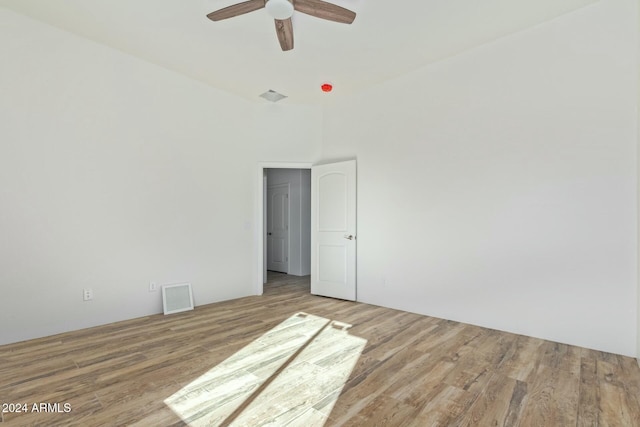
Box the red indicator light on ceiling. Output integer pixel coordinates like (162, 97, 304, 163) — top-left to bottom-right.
(321, 83, 333, 92)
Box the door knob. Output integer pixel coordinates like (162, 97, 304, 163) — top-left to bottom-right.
(344, 234, 354, 240)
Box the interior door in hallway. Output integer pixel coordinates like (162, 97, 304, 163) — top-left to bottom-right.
(267, 183, 289, 273)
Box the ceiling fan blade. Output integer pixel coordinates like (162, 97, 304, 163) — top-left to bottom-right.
(293, 0, 356, 24)
(275, 18, 294, 51)
(207, 0, 265, 21)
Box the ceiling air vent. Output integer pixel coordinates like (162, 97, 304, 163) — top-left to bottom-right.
(260, 90, 287, 103)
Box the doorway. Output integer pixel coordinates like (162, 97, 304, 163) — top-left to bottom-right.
(260, 165, 312, 292)
(256, 161, 357, 300)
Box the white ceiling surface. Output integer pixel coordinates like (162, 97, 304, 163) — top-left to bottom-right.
(1, 0, 599, 104)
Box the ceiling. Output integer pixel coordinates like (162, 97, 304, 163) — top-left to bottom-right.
(0, 0, 599, 104)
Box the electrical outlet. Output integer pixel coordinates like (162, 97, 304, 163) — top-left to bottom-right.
(83, 288, 93, 301)
(149, 281, 158, 292)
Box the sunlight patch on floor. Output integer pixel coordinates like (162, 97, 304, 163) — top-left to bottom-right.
(164, 312, 366, 426)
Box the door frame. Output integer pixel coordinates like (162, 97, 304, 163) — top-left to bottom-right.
(256, 162, 313, 295)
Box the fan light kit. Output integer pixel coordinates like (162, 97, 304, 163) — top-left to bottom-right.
(206, 0, 357, 51)
(265, 0, 294, 19)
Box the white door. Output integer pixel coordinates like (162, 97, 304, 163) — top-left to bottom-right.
(267, 184, 289, 273)
(311, 160, 356, 300)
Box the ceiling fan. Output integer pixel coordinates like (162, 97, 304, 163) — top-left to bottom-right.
(206, 0, 356, 51)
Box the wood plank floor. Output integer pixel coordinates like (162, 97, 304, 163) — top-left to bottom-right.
(1, 272, 639, 426)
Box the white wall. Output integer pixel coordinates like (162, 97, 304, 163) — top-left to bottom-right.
(323, 0, 638, 356)
(0, 9, 322, 345)
(266, 169, 311, 276)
